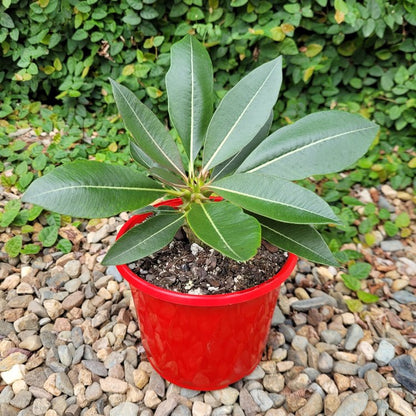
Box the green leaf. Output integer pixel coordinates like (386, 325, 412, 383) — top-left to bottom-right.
(166, 35, 213, 165)
(345, 298, 363, 313)
(102, 212, 185, 265)
(72, 29, 88, 41)
(384, 221, 399, 237)
(258, 215, 338, 266)
(342, 196, 365, 206)
(238, 111, 379, 180)
(5, 235, 22, 257)
(395, 212, 410, 228)
(56, 239, 72, 254)
(348, 262, 371, 279)
(27, 205, 43, 221)
(110, 79, 185, 177)
(342, 274, 361, 291)
(209, 173, 341, 224)
(0, 199, 21, 227)
(357, 290, 379, 304)
(38, 225, 59, 247)
(186, 201, 261, 261)
(47, 213, 61, 227)
(20, 244, 41, 255)
(186, 6, 204, 20)
(202, 57, 283, 171)
(305, 44, 323, 58)
(0, 12, 14, 28)
(212, 111, 273, 180)
(22, 161, 165, 218)
(129, 140, 156, 169)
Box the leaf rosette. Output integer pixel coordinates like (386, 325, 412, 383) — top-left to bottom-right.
(23, 35, 379, 267)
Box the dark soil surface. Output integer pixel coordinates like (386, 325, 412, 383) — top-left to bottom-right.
(129, 229, 288, 295)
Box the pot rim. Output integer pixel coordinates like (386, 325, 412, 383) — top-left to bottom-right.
(115, 198, 298, 307)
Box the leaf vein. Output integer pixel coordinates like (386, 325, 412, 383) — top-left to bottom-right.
(247, 125, 376, 173)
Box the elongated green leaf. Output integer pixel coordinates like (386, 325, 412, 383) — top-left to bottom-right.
(238, 111, 379, 179)
(258, 215, 338, 266)
(202, 57, 282, 171)
(22, 161, 166, 218)
(130, 140, 185, 186)
(110, 79, 185, 177)
(209, 173, 340, 224)
(102, 212, 185, 265)
(186, 201, 261, 261)
(166, 35, 213, 165)
(357, 290, 379, 304)
(129, 140, 155, 169)
(148, 167, 185, 186)
(211, 111, 274, 180)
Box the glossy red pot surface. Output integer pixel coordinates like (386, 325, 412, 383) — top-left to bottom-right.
(116, 199, 297, 390)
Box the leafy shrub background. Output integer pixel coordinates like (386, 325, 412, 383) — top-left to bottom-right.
(0, 0, 415, 261)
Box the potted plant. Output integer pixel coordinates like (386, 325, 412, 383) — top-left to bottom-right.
(23, 35, 379, 390)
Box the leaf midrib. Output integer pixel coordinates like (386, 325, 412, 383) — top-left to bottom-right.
(113, 82, 184, 177)
(109, 214, 185, 263)
(29, 185, 166, 197)
(261, 222, 330, 263)
(199, 204, 242, 260)
(204, 59, 280, 171)
(247, 125, 376, 173)
(209, 184, 334, 222)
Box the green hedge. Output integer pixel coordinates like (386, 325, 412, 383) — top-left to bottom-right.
(1, 0, 416, 142)
(1, 0, 415, 262)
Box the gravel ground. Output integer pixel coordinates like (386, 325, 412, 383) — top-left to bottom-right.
(0, 183, 415, 416)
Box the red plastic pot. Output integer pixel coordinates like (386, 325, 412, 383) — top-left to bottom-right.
(116, 199, 297, 391)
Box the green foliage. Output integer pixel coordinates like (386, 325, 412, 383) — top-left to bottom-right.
(1, 0, 415, 144)
(342, 260, 380, 309)
(23, 36, 379, 267)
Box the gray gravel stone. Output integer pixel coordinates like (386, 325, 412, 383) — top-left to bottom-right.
(291, 335, 308, 351)
(154, 398, 178, 416)
(321, 330, 342, 345)
(85, 382, 102, 401)
(297, 392, 323, 416)
(278, 324, 296, 342)
(250, 390, 273, 412)
(271, 305, 285, 326)
(380, 240, 404, 252)
(291, 296, 335, 311)
(239, 387, 260, 415)
(171, 404, 191, 416)
(358, 362, 378, 378)
(333, 361, 359, 375)
(333, 392, 369, 416)
(344, 324, 364, 351)
(180, 388, 201, 399)
(32, 397, 51, 415)
(391, 290, 416, 304)
(82, 360, 108, 377)
(390, 355, 416, 394)
(10, 391, 32, 409)
(110, 402, 140, 416)
(318, 352, 334, 373)
(55, 372, 74, 396)
(212, 405, 233, 416)
(376, 399, 389, 416)
(57, 345, 72, 367)
(149, 371, 166, 397)
(374, 340, 395, 366)
(244, 366, 265, 380)
(269, 393, 285, 407)
(365, 370, 388, 392)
